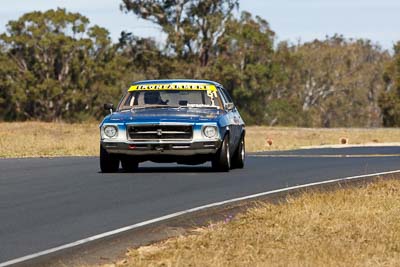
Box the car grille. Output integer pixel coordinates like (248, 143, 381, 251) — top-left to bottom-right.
(127, 125, 193, 140)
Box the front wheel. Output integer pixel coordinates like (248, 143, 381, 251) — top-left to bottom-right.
(232, 136, 245, 169)
(212, 135, 231, 172)
(100, 145, 119, 173)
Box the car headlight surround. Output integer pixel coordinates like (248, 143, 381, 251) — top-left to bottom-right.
(104, 125, 118, 138)
(203, 126, 218, 138)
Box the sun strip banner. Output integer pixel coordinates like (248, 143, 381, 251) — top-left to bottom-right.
(128, 83, 217, 92)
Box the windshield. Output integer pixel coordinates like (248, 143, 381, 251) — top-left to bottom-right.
(118, 90, 222, 110)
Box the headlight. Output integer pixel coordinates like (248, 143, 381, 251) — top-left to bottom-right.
(104, 126, 118, 138)
(203, 126, 217, 138)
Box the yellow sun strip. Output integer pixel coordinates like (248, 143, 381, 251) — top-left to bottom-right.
(128, 83, 217, 92)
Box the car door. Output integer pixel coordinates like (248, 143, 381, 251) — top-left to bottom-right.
(218, 87, 243, 151)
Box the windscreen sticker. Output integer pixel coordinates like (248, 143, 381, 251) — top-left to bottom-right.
(207, 90, 218, 106)
(128, 83, 217, 92)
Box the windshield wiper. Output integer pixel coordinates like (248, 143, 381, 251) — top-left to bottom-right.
(131, 105, 180, 110)
(128, 104, 219, 110)
(119, 108, 133, 111)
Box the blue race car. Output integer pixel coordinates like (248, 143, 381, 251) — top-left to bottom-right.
(99, 79, 245, 172)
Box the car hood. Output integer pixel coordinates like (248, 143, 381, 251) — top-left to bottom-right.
(106, 108, 224, 124)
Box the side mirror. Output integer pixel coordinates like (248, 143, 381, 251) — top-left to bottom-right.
(104, 103, 114, 114)
(224, 102, 235, 111)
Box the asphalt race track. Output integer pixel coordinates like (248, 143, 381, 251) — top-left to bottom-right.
(1, 146, 400, 263)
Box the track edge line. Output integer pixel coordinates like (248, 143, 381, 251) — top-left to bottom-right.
(2, 169, 400, 267)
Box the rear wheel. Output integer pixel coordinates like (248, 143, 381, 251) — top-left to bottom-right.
(100, 145, 119, 173)
(212, 135, 231, 172)
(121, 157, 139, 172)
(232, 135, 245, 169)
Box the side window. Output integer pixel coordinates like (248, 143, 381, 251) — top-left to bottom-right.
(219, 87, 233, 103)
(220, 87, 233, 103)
(218, 88, 228, 104)
(117, 93, 129, 110)
(123, 93, 133, 106)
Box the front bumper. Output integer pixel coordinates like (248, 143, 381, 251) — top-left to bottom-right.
(101, 140, 221, 156)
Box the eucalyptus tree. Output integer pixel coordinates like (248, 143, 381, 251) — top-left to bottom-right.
(121, 0, 238, 67)
(379, 42, 400, 126)
(0, 46, 26, 120)
(207, 12, 277, 124)
(0, 8, 122, 121)
(291, 36, 389, 127)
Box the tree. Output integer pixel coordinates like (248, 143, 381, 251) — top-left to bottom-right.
(279, 36, 389, 127)
(0, 46, 30, 120)
(121, 0, 238, 67)
(206, 12, 278, 124)
(0, 8, 123, 121)
(379, 42, 400, 126)
(117, 31, 174, 80)
(0, 7, 395, 127)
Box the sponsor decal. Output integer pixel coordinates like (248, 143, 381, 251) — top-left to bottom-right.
(128, 83, 217, 92)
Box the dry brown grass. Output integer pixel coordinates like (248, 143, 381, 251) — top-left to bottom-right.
(1, 122, 400, 158)
(104, 179, 400, 267)
(246, 126, 400, 152)
(0, 122, 98, 158)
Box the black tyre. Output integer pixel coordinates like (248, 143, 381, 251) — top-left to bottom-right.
(121, 157, 139, 172)
(212, 135, 231, 172)
(232, 135, 245, 169)
(100, 145, 119, 173)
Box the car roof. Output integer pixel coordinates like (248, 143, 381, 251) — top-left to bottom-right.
(131, 79, 223, 88)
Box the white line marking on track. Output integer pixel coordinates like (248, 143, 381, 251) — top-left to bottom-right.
(1, 169, 400, 267)
(300, 143, 400, 149)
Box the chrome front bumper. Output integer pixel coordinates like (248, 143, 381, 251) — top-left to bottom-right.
(101, 140, 221, 156)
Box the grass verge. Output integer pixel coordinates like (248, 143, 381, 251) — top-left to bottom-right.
(0, 122, 98, 158)
(102, 178, 400, 267)
(1, 122, 400, 157)
(246, 126, 400, 152)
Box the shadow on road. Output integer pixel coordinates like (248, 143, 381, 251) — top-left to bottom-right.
(98, 166, 216, 174)
(134, 166, 214, 173)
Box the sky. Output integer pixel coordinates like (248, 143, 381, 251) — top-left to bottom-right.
(0, 0, 399, 50)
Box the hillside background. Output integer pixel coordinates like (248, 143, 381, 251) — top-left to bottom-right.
(1, 0, 400, 127)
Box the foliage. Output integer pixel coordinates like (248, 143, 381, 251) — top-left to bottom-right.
(121, 0, 238, 67)
(282, 36, 390, 127)
(205, 12, 276, 124)
(0, 4, 397, 127)
(0, 9, 122, 121)
(379, 42, 400, 126)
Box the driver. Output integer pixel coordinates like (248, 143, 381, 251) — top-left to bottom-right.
(144, 91, 167, 105)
